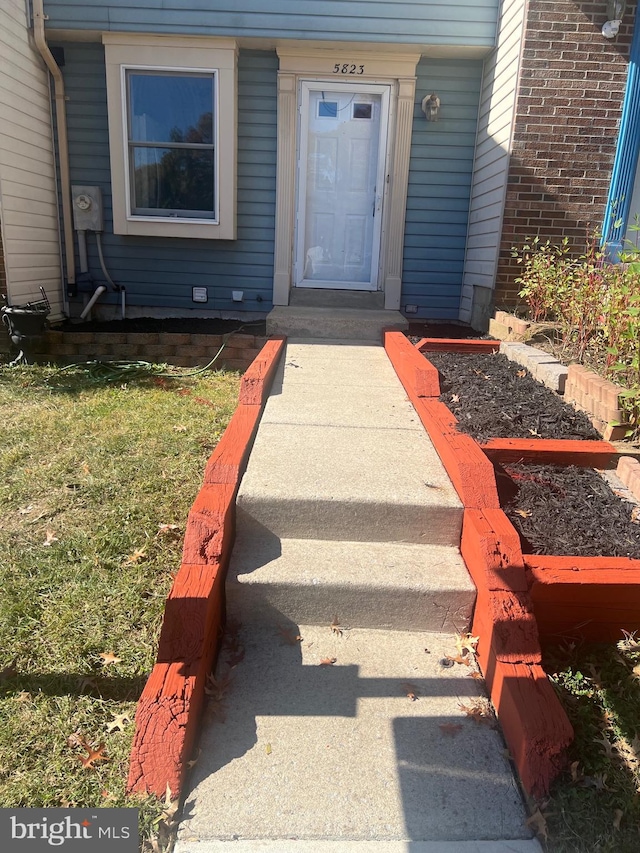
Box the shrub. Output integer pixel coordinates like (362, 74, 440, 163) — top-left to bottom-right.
(512, 235, 640, 433)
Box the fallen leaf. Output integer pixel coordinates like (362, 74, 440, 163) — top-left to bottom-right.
(205, 671, 233, 701)
(594, 733, 616, 758)
(613, 809, 623, 830)
(570, 760, 581, 783)
(330, 615, 343, 636)
(276, 626, 303, 646)
(173, 425, 188, 432)
(439, 722, 462, 736)
(401, 682, 419, 701)
(157, 523, 180, 537)
(227, 647, 245, 668)
(450, 394, 460, 404)
(186, 750, 201, 769)
(99, 652, 122, 667)
(525, 808, 548, 841)
(265, 743, 272, 755)
(445, 654, 471, 666)
(632, 663, 640, 680)
(459, 698, 494, 726)
(17, 505, 33, 515)
(123, 547, 146, 565)
(319, 657, 337, 667)
(517, 369, 527, 378)
(77, 738, 108, 770)
(43, 528, 59, 546)
(67, 731, 84, 749)
(455, 633, 479, 655)
(467, 670, 484, 680)
(106, 713, 131, 733)
(514, 509, 532, 518)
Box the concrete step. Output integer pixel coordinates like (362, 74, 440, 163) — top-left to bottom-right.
(235, 423, 463, 544)
(227, 526, 475, 632)
(289, 288, 385, 310)
(266, 306, 408, 341)
(175, 621, 533, 848)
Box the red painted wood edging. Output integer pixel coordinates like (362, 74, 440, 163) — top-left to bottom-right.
(525, 556, 640, 642)
(384, 333, 574, 797)
(127, 336, 286, 799)
(415, 337, 500, 354)
(384, 330, 440, 397)
(481, 437, 618, 468)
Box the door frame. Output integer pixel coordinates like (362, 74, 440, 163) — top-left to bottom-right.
(273, 47, 419, 310)
(294, 80, 391, 292)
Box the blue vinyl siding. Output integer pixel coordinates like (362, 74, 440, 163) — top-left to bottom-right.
(44, 1, 498, 49)
(402, 58, 482, 319)
(58, 43, 277, 314)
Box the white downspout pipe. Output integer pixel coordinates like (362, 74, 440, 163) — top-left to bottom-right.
(33, 0, 76, 288)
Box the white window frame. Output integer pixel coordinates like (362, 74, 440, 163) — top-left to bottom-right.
(104, 34, 237, 240)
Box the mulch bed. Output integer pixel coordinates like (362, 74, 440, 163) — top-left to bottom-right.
(426, 350, 600, 443)
(423, 349, 640, 558)
(496, 462, 640, 559)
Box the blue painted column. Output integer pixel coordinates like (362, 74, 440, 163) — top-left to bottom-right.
(603, 14, 640, 255)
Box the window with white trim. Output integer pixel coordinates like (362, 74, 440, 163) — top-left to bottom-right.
(127, 70, 217, 219)
(104, 35, 237, 240)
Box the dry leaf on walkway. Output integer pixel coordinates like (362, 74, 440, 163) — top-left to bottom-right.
(439, 722, 462, 736)
(205, 671, 233, 701)
(277, 626, 303, 646)
(265, 743, 272, 755)
(445, 654, 471, 666)
(401, 682, 419, 701)
(467, 671, 483, 680)
(459, 698, 494, 726)
(525, 808, 548, 841)
(330, 615, 343, 636)
(319, 657, 337, 667)
(455, 633, 479, 655)
(77, 738, 108, 770)
(99, 652, 122, 667)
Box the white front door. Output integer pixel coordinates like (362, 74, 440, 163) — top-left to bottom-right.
(295, 81, 390, 290)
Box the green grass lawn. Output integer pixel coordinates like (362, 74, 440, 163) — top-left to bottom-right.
(0, 362, 240, 847)
(541, 638, 640, 852)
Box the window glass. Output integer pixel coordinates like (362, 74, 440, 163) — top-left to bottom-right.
(318, 101, 338, 118)
(353, 103, 372, 120)
(127, 71, 215, 218)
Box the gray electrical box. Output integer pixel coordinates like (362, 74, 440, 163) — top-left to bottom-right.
(71, 185, 104, 231)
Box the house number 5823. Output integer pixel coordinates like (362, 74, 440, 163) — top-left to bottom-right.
(333, 64, 365, 75)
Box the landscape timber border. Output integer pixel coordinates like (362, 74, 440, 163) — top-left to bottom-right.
(126, 336, 286, 800)
(384, 330, 640, 799)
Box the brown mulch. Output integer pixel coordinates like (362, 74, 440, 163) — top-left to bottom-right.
(422, 348, 640, 557)
(425, 350, 601, 443)
(496, 462, 640, 558)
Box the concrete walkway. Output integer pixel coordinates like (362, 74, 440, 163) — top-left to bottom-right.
(175, 340, 541, 852)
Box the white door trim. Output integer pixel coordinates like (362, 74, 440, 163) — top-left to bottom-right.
(272, 48, 419, 309)
(294, 81, 391, 291)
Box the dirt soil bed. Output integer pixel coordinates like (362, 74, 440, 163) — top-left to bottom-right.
(426, 350, 600, 442)
(497, 462, 640, 559)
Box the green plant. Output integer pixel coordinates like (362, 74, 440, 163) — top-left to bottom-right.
(511, 236, 573, 323)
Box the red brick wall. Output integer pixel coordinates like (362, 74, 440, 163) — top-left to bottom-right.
(495, 0, 636, 305)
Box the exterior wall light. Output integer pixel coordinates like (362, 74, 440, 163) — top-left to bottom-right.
(602, 0, 626, 38)
(421, 93, 440, 121)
